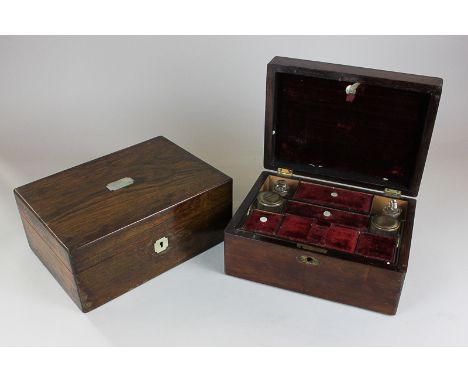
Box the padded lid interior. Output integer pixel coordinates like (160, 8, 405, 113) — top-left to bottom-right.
(264, 57, 442, 196)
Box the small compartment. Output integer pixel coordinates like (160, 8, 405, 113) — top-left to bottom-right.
(306, 220, 330, 245)
(226, 56, 442, 314)
(285, 200, 369, 230)
(276, 215, 315, 243)
(241, 175, 402, 264)
(370, 195, 408, 220)
(356, 232, 397, 263)
(293, 181, 373, 213)
(324, 225, 360, 254)
(258, 175, 299, 196)
(243, 209, 282, 235)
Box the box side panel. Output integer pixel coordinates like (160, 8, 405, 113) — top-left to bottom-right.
(15, 196, 82, 309)
(15, 193, 73, 271)
(75, 180, 232, 312)
(398, 199, 416, 271)
(225, 232, 405, 315)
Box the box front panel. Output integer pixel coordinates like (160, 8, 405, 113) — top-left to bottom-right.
(225, 232, 405, 315)
(74, 181, 232, 312)
(15, 196, 82, 309)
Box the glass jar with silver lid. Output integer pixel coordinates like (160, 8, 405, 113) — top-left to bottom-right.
(370, 199, 402, 235)
(272, 179, 290, 197)
(257, 191, 284, 213)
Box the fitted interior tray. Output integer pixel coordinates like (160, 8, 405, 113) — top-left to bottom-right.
(293, 182, 373, 213)
(239, 174, 409, 265)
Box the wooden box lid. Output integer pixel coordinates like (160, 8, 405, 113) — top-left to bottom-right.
(14, 136, 230, 252)
(264, 56, 443, 197)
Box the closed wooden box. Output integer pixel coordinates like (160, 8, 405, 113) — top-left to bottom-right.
(15, 136, 232, 312)
(224, 57, 442, 314)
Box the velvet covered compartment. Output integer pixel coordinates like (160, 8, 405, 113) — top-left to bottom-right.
(276, 215, 315, 242)
(241, 182, 400, 261)
(323, 225, 360, 254)
(285, 200, 369, 230)
(356, 233, 397, 263)
(293, 182, 373, 213)
(306, 220, 330, 245)
(242, 209, 282, 235)
(276, 215, 360, 252)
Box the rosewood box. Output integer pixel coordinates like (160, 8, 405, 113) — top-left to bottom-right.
(15, 136, 232, 312)
(224, 56, 442, 314)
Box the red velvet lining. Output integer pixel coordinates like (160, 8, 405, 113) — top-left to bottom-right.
(242, 198, 397, 264)
(274, 73, 431, 192)
(324, 225, 360, 254)
(356, 233, 397, 262)
(307, 220, 330, 245)
(285, 200, 369, 230)
(274, 215, 359, 253)
(276, 215, 315, 242)
(293, 182, 373, 213)
(305, 221, 359, 253)
(243, 210, 282, 235)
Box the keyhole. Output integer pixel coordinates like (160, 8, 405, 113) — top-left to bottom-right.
(154, 237, 169, 254)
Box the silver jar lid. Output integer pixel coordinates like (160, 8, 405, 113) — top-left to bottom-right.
(370, 214, 400, 232)
(382, 199, 402, 218)
(272, 179, 290, 197)
(257, 191, 284, 208)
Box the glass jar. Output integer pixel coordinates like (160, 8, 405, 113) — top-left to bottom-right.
(272, 179, 290, 197)
(257, 191, 284, 213)
(370, 199, 402, 235)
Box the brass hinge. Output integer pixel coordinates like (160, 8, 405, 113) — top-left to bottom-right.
(277, 167, 293, 177)
(384, 188, 402, 198)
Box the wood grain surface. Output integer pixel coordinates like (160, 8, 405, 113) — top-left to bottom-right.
(225, 171, 415, 315)
(15, 136, 232, 312)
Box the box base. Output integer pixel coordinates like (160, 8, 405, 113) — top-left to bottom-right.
(224, 171, 416, 315)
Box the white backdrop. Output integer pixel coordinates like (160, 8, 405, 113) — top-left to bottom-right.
(0, 36, 467, 345)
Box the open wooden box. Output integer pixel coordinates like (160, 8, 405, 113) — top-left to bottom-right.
(224, 57, 442, 314)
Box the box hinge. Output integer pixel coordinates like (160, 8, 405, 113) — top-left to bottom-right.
(277, 167, 293, 177)
(384, 188, 402, 198)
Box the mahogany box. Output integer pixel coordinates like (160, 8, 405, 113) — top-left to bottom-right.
(224, 57, 442, 314)
(15, 136, 232, 312)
